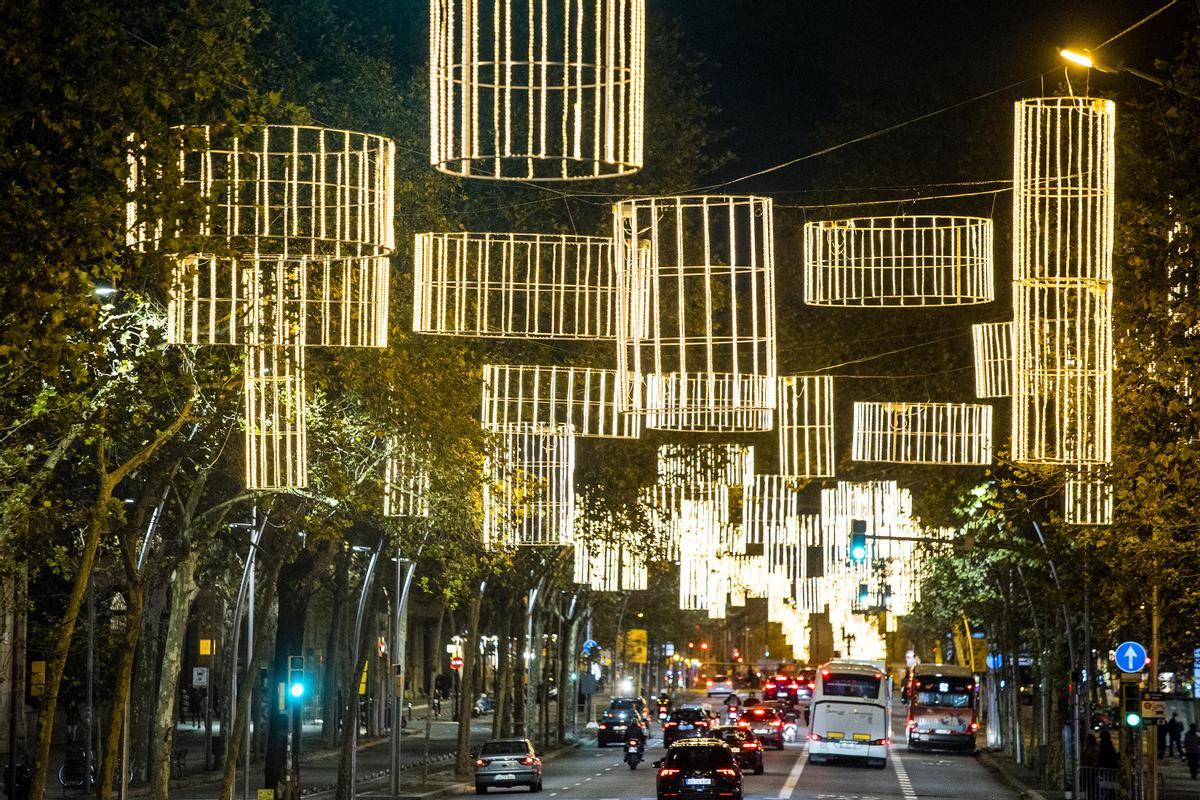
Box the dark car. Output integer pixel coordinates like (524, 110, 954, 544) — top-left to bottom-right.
(609, 696, 649, 725)
(762, 675, 798, 701)
(598, 706, 646, 747)
(709, 726, 764, 775)
(663, 708, 715, 747)
(794, 669, 817, 701)
(472, 738, 542, 794)
(654, 739, 743, 800)
(737, 706, 784, 749)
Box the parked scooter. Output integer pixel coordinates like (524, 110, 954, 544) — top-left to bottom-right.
(624, 739, 643, 770)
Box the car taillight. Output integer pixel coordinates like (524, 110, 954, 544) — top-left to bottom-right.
(706, 680, 713, 687)
(771, 720, 782, 728)
(808, 732, 824, 742)
(737, 721, 750, 729)
(907, 719, 917, 729)
(475, 759, 488, 767)
(521, 756, 536, 766)
(598, 724, 606, 730)
(664, 721, 676, 727)
(869, 737, 891, 745)
(743, 741, 759, 749)
(659, 768, 680, 777)
(969, 722, 980, 732)
(696, 722, 707, 728)
(716, 768, 738, 776)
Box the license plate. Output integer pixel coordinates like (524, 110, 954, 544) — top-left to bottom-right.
(852, 733, 870, 741)
(685, 778, 712, 786)
(730, 747, 741, 753)
(613, 724, 626, 730)
(494, 773, 516, 781)
(679, 724, 693, 730)
(935, 729, 951, 735)
(753, 728, 769, 734)
(826, 731, 844, 740)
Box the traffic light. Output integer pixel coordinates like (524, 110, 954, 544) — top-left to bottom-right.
(849, 520, 868, 562)
(288, 655, 306, 700)
(700, 641, 709, 652)
(1120, 681, 1141, 728)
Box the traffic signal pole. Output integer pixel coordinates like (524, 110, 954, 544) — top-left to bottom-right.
(1148, 582, 1160, 800)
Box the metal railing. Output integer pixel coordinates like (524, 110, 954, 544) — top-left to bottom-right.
(1077, 766, 1155, 800)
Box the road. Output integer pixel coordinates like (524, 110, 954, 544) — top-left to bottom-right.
(469, 704, 1020, 800)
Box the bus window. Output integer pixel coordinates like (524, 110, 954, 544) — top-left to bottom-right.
(913, 679, 972, 708)
(822, 672, 881, 699)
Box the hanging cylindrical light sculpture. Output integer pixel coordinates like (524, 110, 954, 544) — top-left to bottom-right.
(777, 375, 835, 479)
(429, 0, 645, 180)
(482, 364, 639, 438)
(972, 321, 1013, 399)
(615, 195, 778, 432)
(851, 401, 993, 465)
(804, 216, 994, 307)
(243, 344, 308, 491)
(1063, 465, 1114, 526)
(483, 423, 576, 548)
(384, 436, 432, 518)
(413, 232, 619, 338)
(1012, 97, 1115, 466)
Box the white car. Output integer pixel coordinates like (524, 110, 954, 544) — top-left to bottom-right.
(705, 674, 734, 697)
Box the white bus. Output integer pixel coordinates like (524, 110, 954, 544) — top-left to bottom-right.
(807, 660, 891, 768)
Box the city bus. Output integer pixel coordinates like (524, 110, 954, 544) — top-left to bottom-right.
(807, 660, 891, 768)
(904, 664, 978, 753)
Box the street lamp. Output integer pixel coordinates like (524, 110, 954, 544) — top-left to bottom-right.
(1058, 45, 1200, 99)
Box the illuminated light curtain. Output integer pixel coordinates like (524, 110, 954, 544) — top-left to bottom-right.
(429, 0, 645, 180)
(972, 321, 1013, 398)
(483, 423, 576, 548)
(743, 475, 799, 546)
(482, 363, 640, 438)
(657, 444, 754, 487)
(777, 375, 835, 479)
(804, 216, 994, 307)
(1064, 465, 1114, 526)
(243, 345, 308, 491)
(384, 436, 432, 518)
(1012, 97, 1115, 466)
(615, 196, 778, 432)
(851, 401, 993, 465)
(413, 232, 619, 338)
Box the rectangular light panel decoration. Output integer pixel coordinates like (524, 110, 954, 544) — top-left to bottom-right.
(804, 216, 994, 307)
(1012, 97, 1114, 466)
(429, 0, 645, 181)
(1064, 464, 1114, 526)
(778, 375, 835, 479)
(243, 344, 308, 491)
(851, 402, 993, 465)
(481, 364, 640, 439)
(413, 232, 618, 339)
(483, 423, 576, 548)
(971, 321, 1013, 398)
(657, 444, 754, 487)
(383, 437, 432, 518)
(615, 195, 778, 432)
(743, 475, 799, 546)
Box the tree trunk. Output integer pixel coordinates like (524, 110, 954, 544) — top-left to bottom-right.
(264, 573, 310, 794)
(98, 575, 145, 800)
(455, 582, 485, 779)
(493, 608, 511, 739)
(135, 577, 170, 783)
(512, 602, 527, 738)
(218, 547, 284, 800)
(557, 612, 579, 744)
(333, 569, 383, 800)
(149, 547, 202, 799)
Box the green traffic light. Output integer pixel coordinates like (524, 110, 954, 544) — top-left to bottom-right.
(290, 682, 305, 698)
(1125, 711, 1141, 727)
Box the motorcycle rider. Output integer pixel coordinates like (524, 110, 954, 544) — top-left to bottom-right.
(626, 715, 647, 755)
(724, 690, 741, 722)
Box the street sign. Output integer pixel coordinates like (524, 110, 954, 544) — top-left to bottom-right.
(192, 667, 209, 688)
(1115, 641, 1149, 673)
(258, 789, 274, 800)
(1193, 649, 1200, 699)
(449, 655, 464, 670)
(582, 639, 598, 655)
(1141, 691, 1166, 722)
(623, 629, 648, 665)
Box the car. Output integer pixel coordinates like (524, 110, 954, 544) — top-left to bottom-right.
(794, 669, 817, 701)
(705, 674, 734, 697)
(609, 696, 650, 725)
(473, 738, 542, 793)
(709, 726, 765, 775)
(663, 708, 716, 747)
(654, 739, 743, 800)
(762, 675, 798, 701)
(598, 707, 646, 747)
(737, 706, 784, 749)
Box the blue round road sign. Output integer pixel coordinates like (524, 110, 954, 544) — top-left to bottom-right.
(1115, 641, 1149, 673)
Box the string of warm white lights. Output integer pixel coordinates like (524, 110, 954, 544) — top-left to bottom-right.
(243, 344, 308, 491)
(482, 423, 576, 549)
(777, 375, 836, 479)
(413, 232, 620, 339)
(972, 321, 1013, 398)
(657, 444, 755, 488)
(1064, 464, 1114, 526)
(804, 216, 994, 307)
(383, 436, 432, 518)
(429, 0, 646, 180)
(615, 195, 778, 432)
(851, 401, 993, 465)
(743, 475, 799, 546)
(482, 364, 640, 439)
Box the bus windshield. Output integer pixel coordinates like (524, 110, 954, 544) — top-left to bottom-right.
(822, 672, 881, 699)
(913, 677, 973, 708)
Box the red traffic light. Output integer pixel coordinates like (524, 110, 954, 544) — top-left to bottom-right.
(450, 656, 464, 670)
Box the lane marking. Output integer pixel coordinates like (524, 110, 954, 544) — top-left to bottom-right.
(777, 744, 809, 799)
(892, 747, 917, 800)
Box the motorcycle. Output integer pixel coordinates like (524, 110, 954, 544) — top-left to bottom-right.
(657, 704, 670, 722)
(625, 739, 643, 770)
(726, 704, 741, 724)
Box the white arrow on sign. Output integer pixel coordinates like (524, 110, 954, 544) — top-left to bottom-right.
(1119, 643, 1146, 672)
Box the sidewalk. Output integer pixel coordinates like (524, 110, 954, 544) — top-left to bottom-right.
(1156, 753, 1199, 800)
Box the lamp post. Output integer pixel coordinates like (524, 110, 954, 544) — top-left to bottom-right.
(388, 557, 415, 798)
(349, 537, 385, 800)
(1059, 46, 1200, 100)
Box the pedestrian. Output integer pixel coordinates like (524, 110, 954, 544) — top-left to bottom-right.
(1184, 723, 1200, 780)
(435, 672, 451, 700)
(1082, 733, 1099, 768)
(1167, 712, 1184, 758)
(65, 700, 81, 744)
(1158, 719, 1169, 759)
(1098, 729, 1119, 771)
(431, 693, 441, 719)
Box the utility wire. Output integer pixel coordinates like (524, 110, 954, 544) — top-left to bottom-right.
(1095, 0, 1180, 50)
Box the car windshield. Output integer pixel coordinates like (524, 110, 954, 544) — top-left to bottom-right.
(713, 675, 728, 682)
(610, 699, 635, 709)
(481, 741, 528, 756)
(665, 746, 734, 769)
(822, 672, 882, 699)
(914, 677, 972, 708)
(671, 709, 705, 722)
